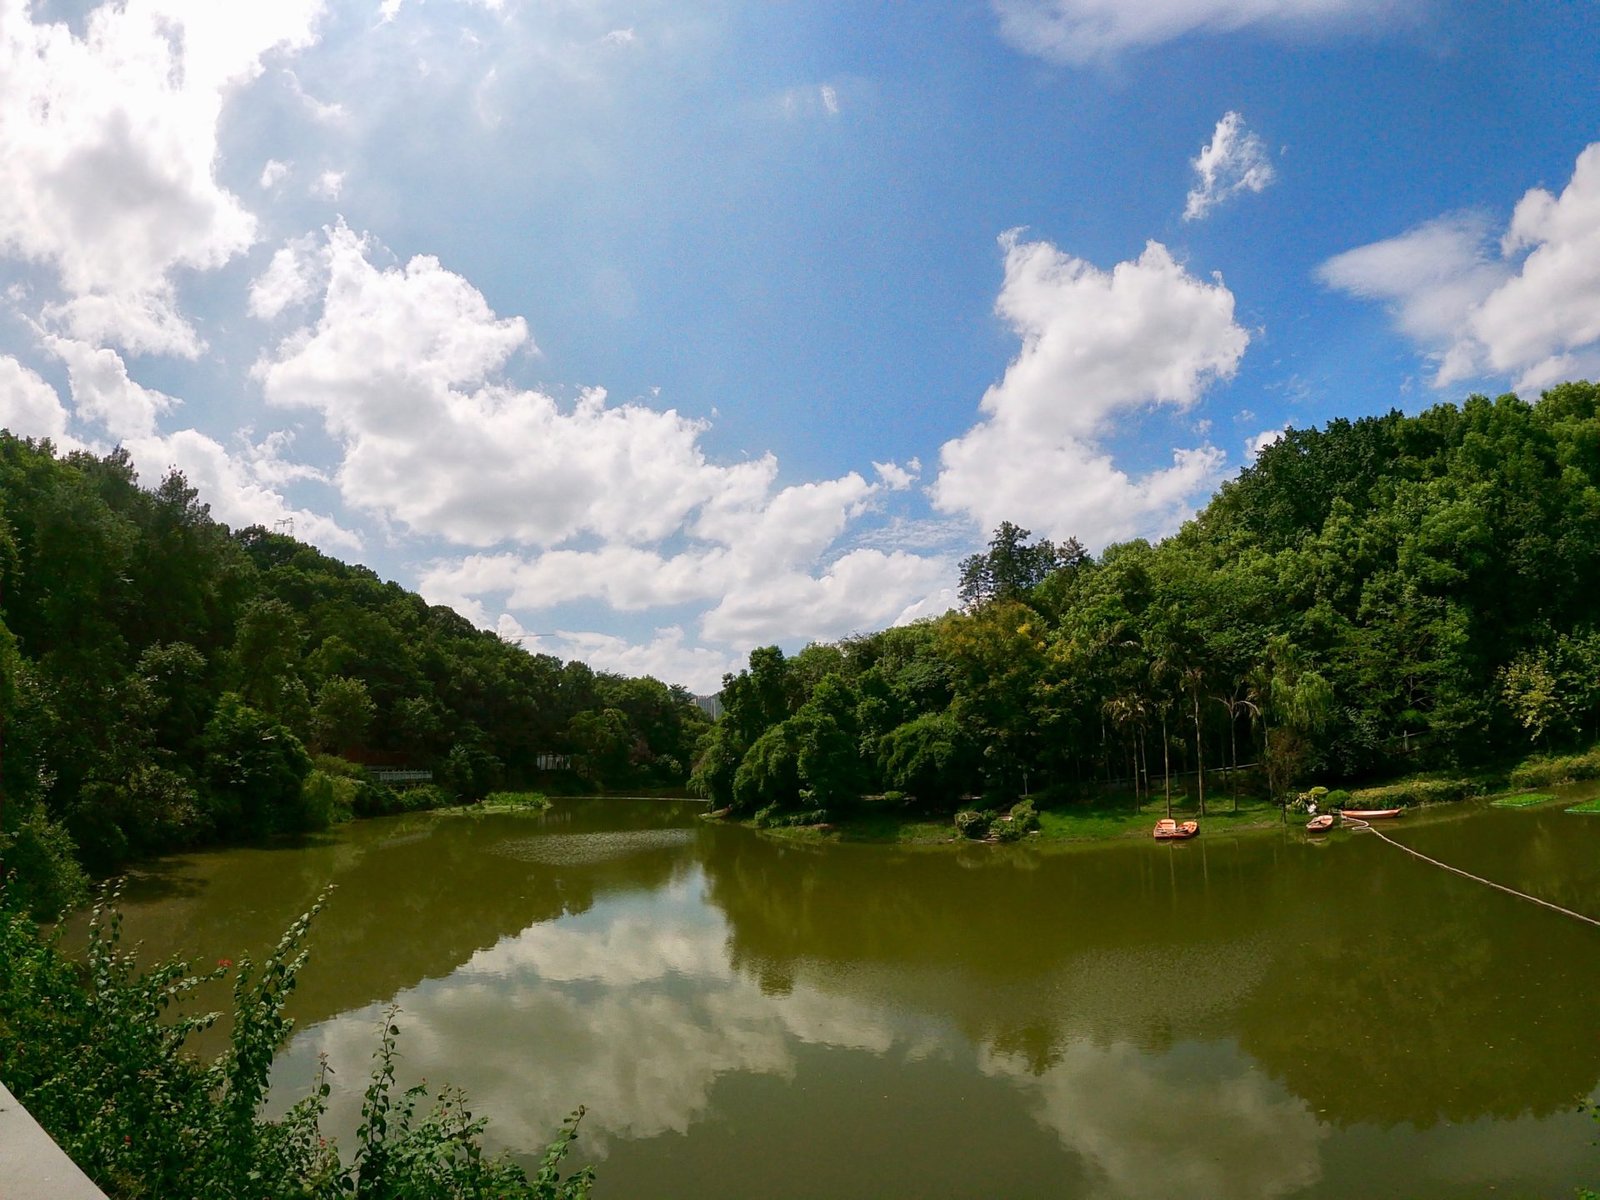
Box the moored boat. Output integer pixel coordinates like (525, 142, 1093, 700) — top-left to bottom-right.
(1153, 818, 1200, 840)
(1306, 813, 1335, 831)
(1340, 807, 1403, 819)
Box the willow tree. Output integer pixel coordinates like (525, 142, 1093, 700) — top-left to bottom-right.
(1249, 636, 1333, 810)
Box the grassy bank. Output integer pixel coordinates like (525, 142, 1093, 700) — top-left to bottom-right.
(722, 741, 1600, 846)
(732, 792, 1287, 846)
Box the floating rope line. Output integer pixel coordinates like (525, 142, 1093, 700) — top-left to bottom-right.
(1343, 817, 1600, 929)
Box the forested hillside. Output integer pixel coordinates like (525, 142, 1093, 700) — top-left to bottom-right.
(695, 382, 1600, 821)
(0, 434, 707, 914)
(8, 383, 1600, 910)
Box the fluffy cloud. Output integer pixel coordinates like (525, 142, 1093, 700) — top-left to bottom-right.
(1316, 212, 1508, 383)
(873, 459, 918, 490)
(421, 534, 954, 690)
(122, 427, 360, 552)
(992, 0, 1407, 63)
(264, 225, 955, 679)
(0, 355, 79, 447)
(698, 549, 954, 646)
(506, 626, 745, 695)
(249, 237, 321, 320)
(0, 0, 324, 355)
(259, 159, 291, 190)
(43, 337, 358, 551)
(256, 224, 784, 548)
(1185, 112, 1276, 221)
(931, 232, 1246, 546)
(45, 336, 177, 440)
(1245, 426, 1285, 459)
(1319, 144, 1600, 391)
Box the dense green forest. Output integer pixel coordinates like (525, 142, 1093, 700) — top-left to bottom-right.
(0, 433, 707, 916)
(694, 382, 1600, 824)
(8, 382, 1600, 908)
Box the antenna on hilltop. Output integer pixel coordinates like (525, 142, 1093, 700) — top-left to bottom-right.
(274, 518, 295, 537)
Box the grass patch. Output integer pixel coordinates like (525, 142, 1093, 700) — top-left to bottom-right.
(1347, 776, 1482, 808)
(1489, 792, 1558, 809)
(1510, 745, 1600, 789)
(1033, 794, 1284, 841)
(476, 790, 553, 813)
(1564, 797, 1600, 814)
(808, 793, 1284, 845)
(765, 810, 953, 844)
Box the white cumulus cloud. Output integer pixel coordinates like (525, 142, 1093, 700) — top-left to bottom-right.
(931, 232, 1247, 547)
(0, 356, 79, 447)
(256, 224, 789, 548)
(1319, 143, 1600, 391)
(46, 335, 177, 441)
(992, 0, 1410, 63)
(249, 237, 322, 320)
(1245, 426, 1285, 459)
(259, 159, 291, 189)
(42, 337, 358, 551)
(123, 426, 361, 552)
(262, 224, 955, 678)
(0, 0, 325, 355)
(873, 459, 918, 490)
(1185, 111, 1276, 221)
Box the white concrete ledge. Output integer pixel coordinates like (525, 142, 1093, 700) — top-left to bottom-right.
(0, 1080, 107, 1199)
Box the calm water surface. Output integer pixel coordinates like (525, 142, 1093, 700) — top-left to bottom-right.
(96, 794, 1600, 1198)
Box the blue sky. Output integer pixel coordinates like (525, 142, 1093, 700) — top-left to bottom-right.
(1, 0, 1598, 691)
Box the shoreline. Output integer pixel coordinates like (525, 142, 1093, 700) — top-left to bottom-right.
(705, 774, 1600, 847)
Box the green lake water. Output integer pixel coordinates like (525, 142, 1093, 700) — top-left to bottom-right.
(94, 792, 1600, 1198)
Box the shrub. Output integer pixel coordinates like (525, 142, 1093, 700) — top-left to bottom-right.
(1008, 798, 1040, 834)
(441, 741, 504, 803)
(733, 723, 802, 814)
(201, 695, 314, 837)
(299, 769, 358, 829)
(0, 883, 595, 1199)
(1347, 777, 1481, 808)
(877, 712, 980, 809)
(994, 819, 1026, 842)
(1510, 746, 1600, 790)
(750, 804, 827, 829)
(483, 790, 553, 811)
(0, 807, 87, 920)
(351, 778, 400, 817)
(397, 783, 454, 813)
(954, 809, 991, 839)
(311, 753, 365, 779)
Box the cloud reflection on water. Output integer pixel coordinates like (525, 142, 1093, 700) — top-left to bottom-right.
(269, 873, 1325, 1200)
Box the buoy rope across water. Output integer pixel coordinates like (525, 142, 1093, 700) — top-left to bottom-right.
(1343, 817, 1600, 930)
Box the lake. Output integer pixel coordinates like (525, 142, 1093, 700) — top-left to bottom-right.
(95, 793, 1600, 1198)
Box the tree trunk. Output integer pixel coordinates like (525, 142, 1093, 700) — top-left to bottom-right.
(1229, 704, 1239, 815)
(1160, 709, 1172, 819)
(1138, 727, 1149, 814)
(1192, 687, 1206, 817)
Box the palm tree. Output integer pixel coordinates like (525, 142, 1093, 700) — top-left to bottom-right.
(1104, 692, 1150, 813)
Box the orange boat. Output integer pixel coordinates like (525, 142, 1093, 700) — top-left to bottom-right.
(1306, 813, 1335, 831)
(1341, 807, 1403, 819)
(1153, 818, 1199, 840)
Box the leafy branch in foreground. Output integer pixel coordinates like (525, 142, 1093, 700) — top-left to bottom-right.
(0, 881, 592, 1199)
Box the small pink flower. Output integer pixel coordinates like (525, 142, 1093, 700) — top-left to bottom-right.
(217, 958, 233, 968)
